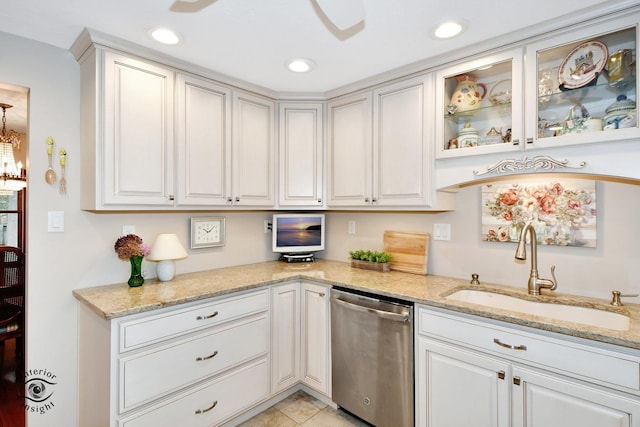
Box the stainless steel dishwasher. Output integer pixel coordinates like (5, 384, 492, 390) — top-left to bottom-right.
(331, 287, 414, 427)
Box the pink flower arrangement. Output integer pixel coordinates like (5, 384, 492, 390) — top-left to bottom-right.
(114, 234, 151, 260)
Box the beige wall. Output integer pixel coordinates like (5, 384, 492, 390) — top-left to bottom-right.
(1, 30, 639, 426)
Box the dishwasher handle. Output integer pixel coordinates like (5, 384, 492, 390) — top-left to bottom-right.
(332, 296, 411, 322)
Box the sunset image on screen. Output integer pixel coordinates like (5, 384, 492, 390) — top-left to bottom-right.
(276, 217, 322, 247)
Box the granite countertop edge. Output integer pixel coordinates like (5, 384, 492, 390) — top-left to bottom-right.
(72, 259, 640, 351)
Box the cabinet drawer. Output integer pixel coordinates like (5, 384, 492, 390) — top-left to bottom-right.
(418, 307, 640, 392)
(119, 357, 269, 427)
(120, 315, 268, 412)
(119, 289, 268, 351)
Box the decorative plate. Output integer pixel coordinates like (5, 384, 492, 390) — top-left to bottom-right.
(558, 41, 608, 90)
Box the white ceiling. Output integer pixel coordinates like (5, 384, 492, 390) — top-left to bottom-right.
(0, 0, 635, 132)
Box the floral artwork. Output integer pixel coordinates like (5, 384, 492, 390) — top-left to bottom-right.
(481, 180, 596, 247)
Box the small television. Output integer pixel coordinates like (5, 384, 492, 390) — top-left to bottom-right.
(272, 213, 325, 254)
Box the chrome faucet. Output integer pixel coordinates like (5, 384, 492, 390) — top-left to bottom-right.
(515, 222, 557, 296)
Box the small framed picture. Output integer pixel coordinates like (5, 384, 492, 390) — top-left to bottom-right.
(190, 216, 226, 249)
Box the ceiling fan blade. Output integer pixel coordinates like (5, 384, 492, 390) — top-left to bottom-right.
(313, 0, 365, 31)
(170, 0, 217, 13)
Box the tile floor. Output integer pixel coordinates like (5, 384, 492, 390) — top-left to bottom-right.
(238, 390, 371, 427)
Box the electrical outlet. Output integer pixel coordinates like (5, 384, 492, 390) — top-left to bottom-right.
(434, 223, 451, 241)
(348, 220, 356, 235)
(264, 220, 271, 233)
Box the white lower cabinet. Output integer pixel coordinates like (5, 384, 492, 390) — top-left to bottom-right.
(270, 280, 331, 396)
(512, 365, 640, 427)
(271, 282, 301, 392)
(300, 281, 330, 395)
(416, 306, 640, 427)
(417, 338, 510, 427)
(78, 289, 270, 427)
(119, 358, 269, 427)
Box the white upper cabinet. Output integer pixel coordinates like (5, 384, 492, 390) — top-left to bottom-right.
(278, 102, 325, 208)
(232, 91, 276, 207)
(525, 14, 639, 149)
(328, 75, 442, 209)
(435, 48, 524, 159)
(80, 48, 175, 209)
(373, 75, 434, 207)
(435, 11, 640, 189)
(175, 74, 231, 207)
(327, 91, 373, 207)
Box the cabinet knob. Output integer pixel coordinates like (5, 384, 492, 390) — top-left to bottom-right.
(497, 370, 505, 380)
(169, 195, 174, 201)
(372, 198, 377, 203)
(513, 376, 521, 386)
(317, 198, 322, 203)
(526, 137, 534, 144)
(235, 197, 240, 202)
(318, 292, 325, 297)
(227, 197, 233, 203)
(512, 139, 519, 145)
(364, 197, 370, 203)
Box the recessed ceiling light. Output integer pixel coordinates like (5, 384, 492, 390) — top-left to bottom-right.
(149, 28, 181, 45)
(286, 58, 316, 73)
(432, 21, 464, 39)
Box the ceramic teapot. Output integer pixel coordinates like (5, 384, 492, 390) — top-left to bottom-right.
(450, 75, 487, 113)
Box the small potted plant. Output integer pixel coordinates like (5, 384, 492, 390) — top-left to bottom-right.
(349, 250, 392, 272)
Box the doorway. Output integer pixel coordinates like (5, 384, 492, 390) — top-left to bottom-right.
(0, 82, 28, 427)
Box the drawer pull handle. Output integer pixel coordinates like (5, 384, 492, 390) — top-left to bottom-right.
(319, 292, 325, 297)
(195, 400, 218, 414)
(196, 350, 219, 361)
(493, 338, 527, 351)
(196, 311, 219, 320)
(513, 376, 521, 386)
(497, 370, 505, 380)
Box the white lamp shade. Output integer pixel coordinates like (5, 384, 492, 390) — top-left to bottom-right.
(147, 233, 188, 261)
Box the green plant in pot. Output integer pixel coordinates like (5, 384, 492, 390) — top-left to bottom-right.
(349, 250, 392, 272)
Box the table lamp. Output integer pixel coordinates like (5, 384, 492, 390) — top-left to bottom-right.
(147, 233, 188, 281)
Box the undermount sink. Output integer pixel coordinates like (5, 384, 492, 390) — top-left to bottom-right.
(445, 289, 630, 331)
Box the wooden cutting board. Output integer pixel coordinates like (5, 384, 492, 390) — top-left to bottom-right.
(383, 230, 430, 275)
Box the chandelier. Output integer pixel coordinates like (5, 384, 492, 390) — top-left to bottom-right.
(0, 103, 26, 195)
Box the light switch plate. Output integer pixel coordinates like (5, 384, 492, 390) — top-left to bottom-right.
(48, 211, 64, 233)
(433, 223, 451, 241)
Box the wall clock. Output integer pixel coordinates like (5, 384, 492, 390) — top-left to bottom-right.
(190, 216, 225, 249)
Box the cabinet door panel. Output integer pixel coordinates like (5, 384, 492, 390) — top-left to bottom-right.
(103, 52, 174, 205)
(513, 366, 639, 427)
(176, 75, 231, 206)
(233, 92, 275, 207)
(373, 76, 431, 206)
(301, 282, 330, 395)
(417, 338, 509, 427)
(278, 103, 324, 207)
(271, 283, 300, 392)
(327, 92, 372, 206)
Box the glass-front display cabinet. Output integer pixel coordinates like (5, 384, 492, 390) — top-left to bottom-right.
(525, 14, 639, 149)
(435, 48, 524, 159)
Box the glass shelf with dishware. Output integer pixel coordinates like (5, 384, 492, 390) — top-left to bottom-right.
(530, 22, 638, 147)
(436, 50, 524, 159)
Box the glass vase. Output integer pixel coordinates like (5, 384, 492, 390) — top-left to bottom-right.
(128, 256, 145, 288)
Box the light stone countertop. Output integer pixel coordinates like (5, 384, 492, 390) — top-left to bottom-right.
(73, 259, 640, 351)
